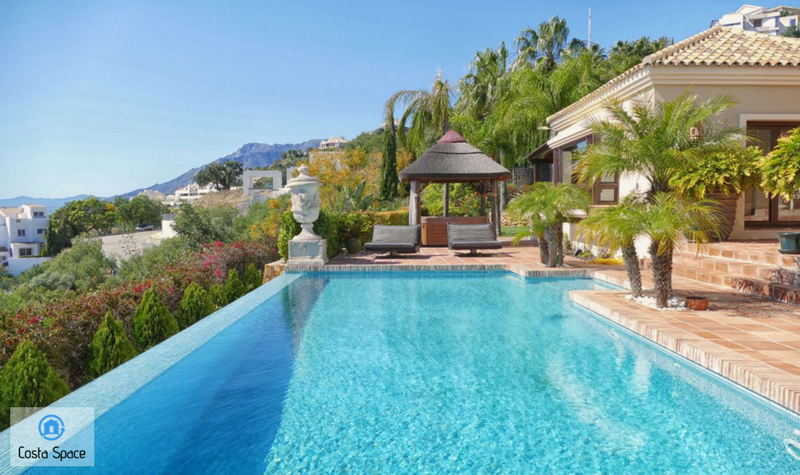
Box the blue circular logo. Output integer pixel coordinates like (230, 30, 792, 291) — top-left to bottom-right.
(38, 415, 65, 441)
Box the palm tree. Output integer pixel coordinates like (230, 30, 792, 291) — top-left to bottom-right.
(576, 91, 742, 198)
(507, 182, 591, 267)
(385, 71, 455, 156)
(576, 91, 741, 307)
(635, 193, 722, 307)
(513, 16, 575, 72)
(493, 50, 609, 166)
(579, 194, 647, 298)
(457, 43, 509, 120)
(608, 36, 671, 72)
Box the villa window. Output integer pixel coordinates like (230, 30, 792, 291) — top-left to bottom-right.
(592, 172, 619, 205)
(37, 228, 45, 235)
(19, 248, 32, 256)
(556, 135, 618, 205)
(745, 122, 800, 228)
(17, 229, 25, 237)
(33, 211, 44, 218)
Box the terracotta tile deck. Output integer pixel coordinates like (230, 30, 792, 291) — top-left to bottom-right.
(286, 241, 800, 414)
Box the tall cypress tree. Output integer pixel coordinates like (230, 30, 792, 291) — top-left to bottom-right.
(87, 313, 138, 378)
(379, 120, 399, 201)
(0, 341, 70, 428)
(133, 288, 179, 349)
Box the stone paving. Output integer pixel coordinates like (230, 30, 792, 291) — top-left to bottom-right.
(306, 241, 800, 414)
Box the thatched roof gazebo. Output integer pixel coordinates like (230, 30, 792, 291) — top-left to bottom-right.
(399, 130, 511, 243)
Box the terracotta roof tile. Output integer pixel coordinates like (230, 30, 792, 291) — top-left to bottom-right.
(548, 27, 800, 123)
(644, 27, 800, 67)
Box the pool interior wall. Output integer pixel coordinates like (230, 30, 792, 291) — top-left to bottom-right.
(5, 271, 800, 474)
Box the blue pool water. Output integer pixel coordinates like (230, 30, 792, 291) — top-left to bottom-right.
(29, 272, 800, 474)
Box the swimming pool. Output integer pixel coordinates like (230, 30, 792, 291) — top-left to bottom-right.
(17, 272, 800, 473)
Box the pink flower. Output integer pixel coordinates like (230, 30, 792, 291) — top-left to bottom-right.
(215, 269, 222, 277)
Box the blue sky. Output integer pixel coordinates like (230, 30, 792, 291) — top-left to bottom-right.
(0, 0, 745, 198)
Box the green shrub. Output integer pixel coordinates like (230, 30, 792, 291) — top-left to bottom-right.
(87, 313, 138, 378)
(277, 210, 342, 261)
(244, 264, 262, 292)
(0, 341, 70, 428)
(760, 127, 800, 200)
(421, 183, 482, 216)
(225, 269, 245, 303)
(339, 213, 373, 242)
(133, 288, 179, 349)
(671, 146, 762, 198)
(177, 283, 215, 329)
(369, 209, 408, 226)
(209, 283, 227, 307)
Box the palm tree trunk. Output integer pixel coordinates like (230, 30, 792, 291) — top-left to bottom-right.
(555, 223, 564, 267)
(539, 231, 550, 266)
(649, 241, 673, 308)
(622, 242, 643, 298)
(545, 225, 558, 267)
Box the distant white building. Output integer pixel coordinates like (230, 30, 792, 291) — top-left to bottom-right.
(715, 4, 800, 34)
(0, 204, 51, 276)
(164, 182, 216, 205)
(319, 136, 348, 150)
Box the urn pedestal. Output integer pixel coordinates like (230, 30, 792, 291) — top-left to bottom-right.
(286, 165, 328, 266)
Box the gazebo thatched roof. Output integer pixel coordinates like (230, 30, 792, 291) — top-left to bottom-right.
(399, 130, 512, 183)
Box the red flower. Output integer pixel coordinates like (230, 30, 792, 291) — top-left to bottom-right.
(215, 269, 222, 277)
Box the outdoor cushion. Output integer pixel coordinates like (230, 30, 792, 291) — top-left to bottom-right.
(447, 223, 502, 252)
(450, 240, 503, 250)
(364, 225, 420, 254)
(369, 225, 420, 244)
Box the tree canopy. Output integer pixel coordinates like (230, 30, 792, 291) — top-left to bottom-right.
(43, 197, 117, 256)
(114, 195, 168, 228)
(195, 160, 244, 190)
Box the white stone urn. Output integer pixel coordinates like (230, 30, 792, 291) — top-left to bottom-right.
(286, 164, 328, 265)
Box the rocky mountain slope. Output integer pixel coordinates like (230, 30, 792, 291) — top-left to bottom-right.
(119, 139, 321, 198)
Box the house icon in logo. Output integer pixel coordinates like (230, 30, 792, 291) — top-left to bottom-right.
(38, 415, 65, 441)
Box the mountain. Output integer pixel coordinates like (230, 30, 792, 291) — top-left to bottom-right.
(0, 194, 91, 210)
(118, 140, 322, 198)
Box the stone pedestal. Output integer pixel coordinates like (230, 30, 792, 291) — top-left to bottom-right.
(288, 239, 328, 266)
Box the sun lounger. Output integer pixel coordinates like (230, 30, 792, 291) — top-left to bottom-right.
(363, 225, 421, 257)
(447, 223, 502, 255)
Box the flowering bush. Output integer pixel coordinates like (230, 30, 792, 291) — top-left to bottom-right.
(0, 241, 274, 389)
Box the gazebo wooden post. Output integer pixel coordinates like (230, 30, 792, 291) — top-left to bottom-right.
(480, 181, 487, 216)
(443, 183, 450, 217)
(490, 179, 499, 236)
(409, 180, 421, 225)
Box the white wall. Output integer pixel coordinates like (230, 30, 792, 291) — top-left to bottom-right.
(7, 257, 49, 277)
(242, 170, 284, 195)
(161, 218, 177, 239)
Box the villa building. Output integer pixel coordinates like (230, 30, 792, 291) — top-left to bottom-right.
(319, 136, 348, 150)
(527, 26, 800, 243)
(714, 4, 800, 34)
(0, 204, 50, 275)
(164, 182, 217, 205)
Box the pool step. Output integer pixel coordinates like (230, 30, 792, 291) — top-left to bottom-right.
(729, 277, 800, 305)
(642, 244, 800, 305)
(678, 242, 799, 269)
